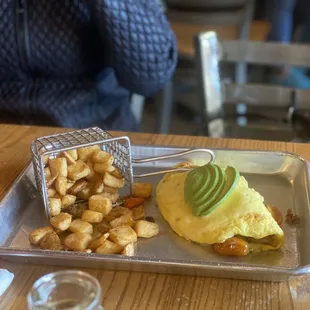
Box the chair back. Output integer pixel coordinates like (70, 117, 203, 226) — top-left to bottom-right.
(195, 31, 310, 139)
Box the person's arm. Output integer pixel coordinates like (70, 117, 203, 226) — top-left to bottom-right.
(92, 0, 177, 97)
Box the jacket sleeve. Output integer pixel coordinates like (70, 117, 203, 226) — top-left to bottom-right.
(92, 0, 177, 97)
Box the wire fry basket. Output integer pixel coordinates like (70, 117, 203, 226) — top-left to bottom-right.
(31, 127, 133, 218)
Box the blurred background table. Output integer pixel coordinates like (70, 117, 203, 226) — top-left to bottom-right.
(1, 124, 310, 309)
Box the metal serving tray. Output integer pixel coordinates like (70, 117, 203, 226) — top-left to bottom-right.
(1, 145, 309, 282)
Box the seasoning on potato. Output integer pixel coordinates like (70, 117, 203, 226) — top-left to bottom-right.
(50, 212, 72, 231)
(69, 219, 93, 234)
(109, 225, 137, 247)
(64, 232, 92, 251)
(81, 210, 103, 223)
(29, 226, 54, 245)
(89, 195, 112, 216)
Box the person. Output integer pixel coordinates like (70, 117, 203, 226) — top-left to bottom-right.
(0, 0, 177, 131)
(266, 0, 310, 88)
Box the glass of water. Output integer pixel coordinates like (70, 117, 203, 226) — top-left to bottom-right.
(27, 270, 103, 310)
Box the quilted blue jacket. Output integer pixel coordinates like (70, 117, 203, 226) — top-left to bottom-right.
(0, 0, 177, 131)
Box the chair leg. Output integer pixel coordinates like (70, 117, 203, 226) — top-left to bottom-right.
(156, 78, 174, 134)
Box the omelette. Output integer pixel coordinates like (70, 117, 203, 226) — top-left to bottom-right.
(156, 163, 284, 256)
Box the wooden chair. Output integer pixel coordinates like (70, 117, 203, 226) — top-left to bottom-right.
(195, 31, 310, 141)
(156, 0, 271, 134)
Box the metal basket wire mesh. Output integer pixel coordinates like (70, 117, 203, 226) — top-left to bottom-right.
(31, 127, 133, 218)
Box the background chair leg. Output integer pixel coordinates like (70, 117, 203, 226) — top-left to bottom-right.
(156, 79, 174, 134)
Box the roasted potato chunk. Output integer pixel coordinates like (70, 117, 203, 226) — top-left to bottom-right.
(67, 149, 78, 160)
(61, 195, 76, 208)
(89, 195, 112, 215)
(64, 233, 92, 251)
(46, 174, 58, 188)
(133, 183, 152, 198)
(93, 163, 115, 174)
(76, 184, 93, 200)
(94, 220, 111, 234)
(49, 158, 67, 177)
(95, 240, 123, 254)
(110, 168, 123, 179)
(103, 173, 124, 189)
(92, 150, 114, 164)
(122, 242, 135, 256)
(67, 160, 91, 181)
(134, 220, 159, 238)
(29, 226, 54, 245)
(132, 205, 145, 221)
(103, 186, 118, 194)
(109, 225, 137, 247)
(66, 180, 75, 191)
(110, 215, 135, 228)
(77, 145, 100, 161)
(39, 231, 63, 251)
(69, 219, 93, 234)
(55, 176, 67, 196)
(50, 212, 72, 231)
(68, 179, 88, 195)
(48, 188, 57, 198)
(49, 198, 61, 216)
(109, 206, 132, 218)
(91, 230, 102, 240)
(63, 203, 87, 218)
(81, 210, 103, 223)
(89, 233, 109, 251)
(44, 167, 51, 179)
(91, 179, 104, 194)
(100, 192, 119, 203)
(43, 155, 49, 166)
(59, 151, 76, 165)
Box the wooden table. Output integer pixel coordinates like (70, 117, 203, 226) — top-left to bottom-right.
(1, 124, 310, 309)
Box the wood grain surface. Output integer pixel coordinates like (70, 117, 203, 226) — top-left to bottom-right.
(1, 124, 310, 310)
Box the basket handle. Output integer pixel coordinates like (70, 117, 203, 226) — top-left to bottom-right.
(132, 148, 215, 178)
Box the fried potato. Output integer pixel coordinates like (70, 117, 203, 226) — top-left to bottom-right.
(110, 168, 123, 179)
(49, 198, 61, 216)
(122, 243, 135, 256)
(103, 186, 118, 194)
(67, 160, 90, 181)
(93, 162, 115, 174)
(103, 173, 124, 189)
(81, 210, 103, 223)
(109, 225, 137, 247)
(43, 155, 49, 166)
(39, 231, 63, 250)
(46, 174, 58, 188)
(50, 212, 72, 231)
(66, 180, 75, 191)
(64, 232, 92, 251)
(85, 159, 96, 181)
(132, 205, 145, 220)
(110, 215, 135, 228)
(133, 183, 152, 198)
(68, 179, 87, 195)
(100, 192, 119, 203)
(69, 219, 93, 234)
(76, 184, 93, 200)
(59, 151, 76, 165)
(95, 240, 123, 254)
(92, 150, 114, 165)
(44, 167, 51, 179)
(55, 176, 67, 196)
(29, 226, 54, 245)
(48, 188, 57, 198)
(104, 215, 116, 222)
(63, 203, 87, 218)
(49, 158, 67, 178)
(109, 206, 132, 218)
(91, 179, 104, 194)
(94, 220, 111, 234)
(67, 149, 78, 160)
(134, 220, 159, 238)
(89, 233, 109, 251)
(91, 230, 102, 240)
(61, 195, 76, 208)
(89, 195, 112, 215)
(77, 145, 100, 161)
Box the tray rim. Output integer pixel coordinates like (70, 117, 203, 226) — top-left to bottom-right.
(1, 144, 309, 278)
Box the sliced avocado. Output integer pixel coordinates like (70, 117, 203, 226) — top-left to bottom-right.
(200, 166, 240, 216)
